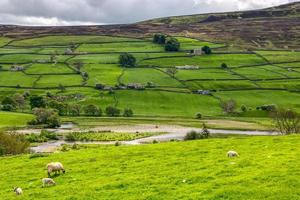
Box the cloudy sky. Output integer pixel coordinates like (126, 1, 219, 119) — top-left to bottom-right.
(0, 0, 298, 26)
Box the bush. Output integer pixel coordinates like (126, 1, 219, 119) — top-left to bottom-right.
(241, 105, 247, 112)
(123, 108, 134, 117)
(257, 104, 277, 112)
(165, 37, 180, 52)
(105, 106, 121, 117)
(195, 113, 202, 119)
(184, 124, 210, 140)
(272, 109, 300, 135)
(0, 132, 30, 156)
(221, 99, 237, 114)
(119, 53, 136, 67)
(30, 96, 46, 109)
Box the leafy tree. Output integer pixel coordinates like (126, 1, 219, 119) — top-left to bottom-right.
(1, 96, 17, 111)
(69, 104, 81, 116)
(105, 106, 121, 117)
(28, 108, 61, 128)
(241, 105, 247, 112)
(153, 34, 166, 44)
(195, 113, 202, 119)
(123, 108, 134, 117)
(13, 94, 26, 111)
(30, 96, 46, 109)
(166, 68, 178, 78)
(272, 109, 300, 135)
(202, 46, 212, 55)
(48, 100, 68, 116)
(50, 54, 57, 63)
(84, 105, 102, 116)
(165, 37, 180, 52)
(220, 99, 236, 114)
(119, 53, 136, 67)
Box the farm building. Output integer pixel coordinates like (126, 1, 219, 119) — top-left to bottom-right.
(197, 90, 211, 95)
(10, 65, 24, 71)
(192, 48, 203, 55)
(127, 83, 145, 90)
(175, 65, 199, 70)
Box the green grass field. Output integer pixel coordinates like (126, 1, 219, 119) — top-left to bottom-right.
(25, 63, 74, 74)
(35, 75, 83, 88)
(140, 54, 267, 68)
(1, 135, 300, 199)
(0, 112, 34, 128)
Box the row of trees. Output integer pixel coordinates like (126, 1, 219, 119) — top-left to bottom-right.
(153, 34, 180, 52)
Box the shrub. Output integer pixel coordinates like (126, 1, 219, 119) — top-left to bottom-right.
(165, 37, 180, 52)
(184, 124, 210, 141)
(0, 132, 30, 156)
(257, 104, 277, 112)
(221, 99, 237, 114)
(272, 109, 300, 135)
(195, 113, 202, 119)
(123, 108, 134, 117)
(241, 105, 247, 112)
(119, 53, 136, 67)
(105, 106, 121, 117)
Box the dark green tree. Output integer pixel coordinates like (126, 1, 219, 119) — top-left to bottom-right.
(119, 53, 136, 67)
(105, 106, 121, 117)
(165, 37, 180, 52)
(202, 46, 212, 55)
(123, 108, 134, 117)
(84, 105, 102, 116)
(30, 96, 46, 109)
(153, 34, 166, 44)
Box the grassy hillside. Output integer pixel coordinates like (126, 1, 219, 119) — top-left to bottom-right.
(1, 135, 300, 199)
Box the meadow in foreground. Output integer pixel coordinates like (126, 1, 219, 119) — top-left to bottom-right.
(1, 135, 300, 199)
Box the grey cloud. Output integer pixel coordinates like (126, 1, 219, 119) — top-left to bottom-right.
(0, 0, 297, 25)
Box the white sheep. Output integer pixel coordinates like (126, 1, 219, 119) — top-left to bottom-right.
(42, 178, 56, 187)
(13, 187, 23, 195)
(46, 162, 65, 177)
(227, 150, 239, 158)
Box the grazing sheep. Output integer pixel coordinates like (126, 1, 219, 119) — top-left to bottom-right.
(13, 187, 23, 195)
(46, 162, 65, 177)
(227, 151, 239, 158)
(42, 178, 56, 187)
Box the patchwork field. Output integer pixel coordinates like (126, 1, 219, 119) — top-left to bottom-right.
(0, 35, 299, 119)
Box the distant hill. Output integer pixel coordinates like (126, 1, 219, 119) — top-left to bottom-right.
(0, 2, 299, 50)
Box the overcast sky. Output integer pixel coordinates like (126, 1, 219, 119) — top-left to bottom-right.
(0, 0, 298, 26)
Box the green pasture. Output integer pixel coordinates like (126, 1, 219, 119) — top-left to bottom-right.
(176, 68, 241, 80)
(0, 111, 34, 128)
(83, 64, 122, 86)
(120, 68, 184, 87)
(140, 54, 267, 68)
(232, 66, 284, 80)
(256, 51, 300, 63)
(35, 74, 83, 88)
(0, 37, 11, 47)
(78, 42, 164, 53)
(215, 90, 300, 112)
(257, 80, 300, 90)
(11, 35, 142, 46)
(2, 136, 300, 199)
(0, 71, 38, 87)
(116, 90, 222, 117)
(25, 63, 74, 74)
(69, 54, 120, 64)
(185, 80, 258, 90)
